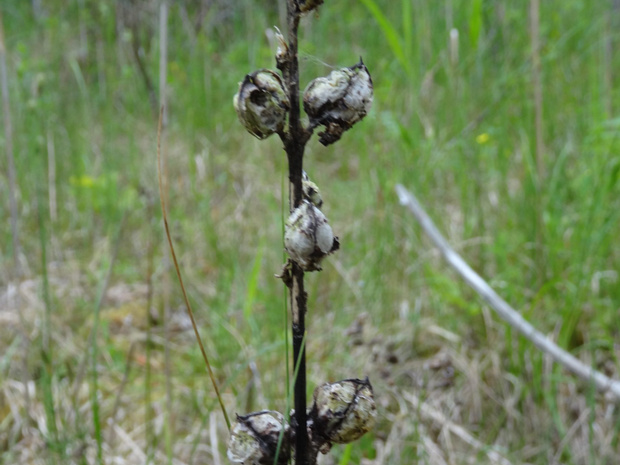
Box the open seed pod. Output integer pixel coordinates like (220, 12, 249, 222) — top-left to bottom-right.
(284, 200, 338, 271)
(309, 378, 376, 451)
(303, 60, 373, 145)
(227, 410, 291, 465)
(233, 69, 289, 139)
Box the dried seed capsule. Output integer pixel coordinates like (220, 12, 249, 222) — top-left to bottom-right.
(274, 27, 288, 68)
(227, 410, 291, 465)
(302, 171, 323, 208)
(303, 60, 373, 146)
(310, 378, 376, 448)
(298, 0, 324, 13)
(233, 69, 289, 140)
(284, 200, 338, 271)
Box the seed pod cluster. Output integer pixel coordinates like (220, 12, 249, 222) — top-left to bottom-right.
(309, 378, 376, 452)
(233, 69, 290, 140)
(227, 410, 291, 465)
(303, 60, 373, 146)
(284, 199, 338, 272)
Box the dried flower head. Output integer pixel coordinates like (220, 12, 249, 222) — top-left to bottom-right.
(310, 378, 376, 450)
(303, 60, 373, 145)
(233, 69, 290, 140)
(227, 410, 291, 465)
(284, 200, 338, 271)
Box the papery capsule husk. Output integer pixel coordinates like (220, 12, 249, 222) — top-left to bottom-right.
(233, 69, 290, 140)
(309, 377, 376, 447)
(302, 179, 322, 208)
(303, 60, 373, 146)
(302, 171, 323, 208)
(284, 200, 338, 271)
(274, 27, 289, 69)
(227, 410, 291, 465)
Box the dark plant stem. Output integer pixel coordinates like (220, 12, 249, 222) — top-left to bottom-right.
(279, 2, 314, 464)
(290, 264, 309, 464)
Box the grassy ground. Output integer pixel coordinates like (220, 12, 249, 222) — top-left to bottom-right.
(1, 1, 619, 464)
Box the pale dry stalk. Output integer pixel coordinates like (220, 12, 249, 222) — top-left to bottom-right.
(396, 184, 620, 401)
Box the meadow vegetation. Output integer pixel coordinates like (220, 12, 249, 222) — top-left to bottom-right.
(1, 1, 619, 464)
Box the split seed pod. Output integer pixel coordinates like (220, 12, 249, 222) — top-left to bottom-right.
(310, 378, 376, 450)
(227, 410, 291, 465)
(284, 200, 338, 271)
(233, 69, 289, 140)
(303, 60, 373, 145)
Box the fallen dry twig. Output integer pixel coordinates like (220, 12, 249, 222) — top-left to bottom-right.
(395, 184, 620, 402)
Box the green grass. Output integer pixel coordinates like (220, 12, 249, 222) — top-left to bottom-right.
(1, 1, 619, 464)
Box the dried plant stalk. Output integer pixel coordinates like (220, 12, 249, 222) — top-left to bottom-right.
(396, 184, 620, 402)
(279, 3, 311, 462)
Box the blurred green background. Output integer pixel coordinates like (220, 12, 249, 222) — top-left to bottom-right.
(1, 1, 619, 464)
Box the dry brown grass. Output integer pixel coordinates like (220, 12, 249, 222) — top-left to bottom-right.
(1, 116, 619, 464)
(2, 257, 620, 464)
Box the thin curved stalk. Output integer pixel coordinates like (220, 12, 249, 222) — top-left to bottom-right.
(157, 107, 231, 430)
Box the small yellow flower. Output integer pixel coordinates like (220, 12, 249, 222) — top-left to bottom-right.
(69, 175, 97, 188)
(476, 133, 490, 144)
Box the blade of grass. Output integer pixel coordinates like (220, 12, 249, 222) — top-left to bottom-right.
(47, 129, 57, 223)
(337, 443, 353, 465)
(274, 332, 307, 465)
(243, 239, 264, 335)
(530, 0, 546, 289)
(2, 12, 35, 431)
(0, 14, 21, 272)
(159, 0, 169, 127)
(401, 0, 412, 65)
(145, 213, 156, 464)
(157, 6, 173, 462)
(358, 0, 411, 77)
(156, 106, 231, 430)
(37, 184, 59, 457)
(89, 213, 125, 465)
(191, 339, 286, 463)
(106, 342, 136, 445)
(468, 0, 483, 49)
(163, 215, 173, 464)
